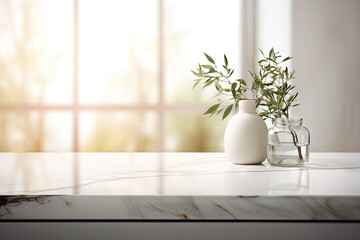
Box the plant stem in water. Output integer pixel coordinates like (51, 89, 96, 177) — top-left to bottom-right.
(288, 126, 303, 162)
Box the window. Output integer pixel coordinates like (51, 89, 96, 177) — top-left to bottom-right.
(2, 0, 290, 153)
(0, 0, 241, 152)
(0, 0, 74, 151)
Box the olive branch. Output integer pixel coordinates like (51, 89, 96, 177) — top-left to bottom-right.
(192, 48, 304, 161)
(191, 48, 299, 123)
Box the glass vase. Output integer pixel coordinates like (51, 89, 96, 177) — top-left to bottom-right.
(267, 117, 310, 167)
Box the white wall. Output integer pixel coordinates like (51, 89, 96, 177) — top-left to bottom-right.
(292, 0, 360, 151)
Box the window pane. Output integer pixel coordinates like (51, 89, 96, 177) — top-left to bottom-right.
(42, 111, 73, 151)
(0, 111, 73, 152)
(0, 111, 41, 151)
(0, 0, 73, 104)
(79, 111, 157, 151)
(78, 0, 159, 105)
(165, 112, 229, 152)
(164, 0, 241, 104)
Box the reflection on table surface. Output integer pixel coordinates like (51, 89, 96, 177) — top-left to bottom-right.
(0, 152, 359, 196)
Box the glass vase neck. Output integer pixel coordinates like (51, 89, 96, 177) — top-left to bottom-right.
(275, 117, 303, 127)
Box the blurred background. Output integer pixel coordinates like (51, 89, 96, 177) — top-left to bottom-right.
(0, 0, 359, 152)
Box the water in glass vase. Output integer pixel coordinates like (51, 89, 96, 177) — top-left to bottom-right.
(267, 142, 309, 167)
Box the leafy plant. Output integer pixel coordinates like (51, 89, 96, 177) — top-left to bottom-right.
(192, 48, 305, 161)
(191, 48, 299, 123)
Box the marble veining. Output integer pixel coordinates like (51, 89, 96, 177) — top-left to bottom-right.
(1, 195, 360, 220)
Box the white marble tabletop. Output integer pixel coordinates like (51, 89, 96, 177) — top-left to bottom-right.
(1, 152, 360, 220)
(0, 152, 359, 196)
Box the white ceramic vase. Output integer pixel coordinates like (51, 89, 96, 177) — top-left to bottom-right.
(224, 100, 268, 164)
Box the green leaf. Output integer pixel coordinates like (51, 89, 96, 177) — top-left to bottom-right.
(254, 72, 260, 82)
(204, 53, 215, 64)
(203, 79, 215, 88)
(251, 81, 255, 90)
(290, 70, 296, 78)
(261, 89, 272, 98)
(281, 56, 292, 62)
(192, 79, 201, 89)
(269, 48, 275, 61)
(229, 69, 234, 76)
(191, 70, 199, 76)
(204, 77, 212, 83)
(248, 71, 254, 78)
(249, 71, 255, 80)
(203, 103, 220, 116)
(191, 48, 299, 122)
(207, 68, 216, 74)
(259, 49, 265, 58)
(215, 109, 223, 115)
(236, 79, 247, 86)
(291, 92, 299, 102)
(215, 82, 222, 92)
(201, 65, 213, 69)
(222, 104, 233, 120)
(231, 82, 237, 99)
